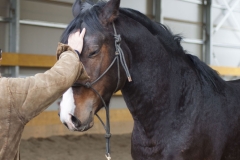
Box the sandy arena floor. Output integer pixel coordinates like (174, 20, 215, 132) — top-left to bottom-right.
(20, 134, 132, 160)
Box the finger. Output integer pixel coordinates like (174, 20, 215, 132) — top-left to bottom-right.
(69, 30, 79, 38)
(80, 28, 86, 38)
(68, 33, 74, 40)
(74, 30, 80, 36)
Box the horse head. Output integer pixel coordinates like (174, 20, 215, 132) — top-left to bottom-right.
(59, 0, 130, 131)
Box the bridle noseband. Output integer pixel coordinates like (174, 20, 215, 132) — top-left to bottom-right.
(72, 22, 132, 160)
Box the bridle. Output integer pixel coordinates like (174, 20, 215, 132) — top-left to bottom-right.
(72, 22, 132, 160)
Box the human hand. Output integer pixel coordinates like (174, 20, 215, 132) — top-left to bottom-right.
(68, 28, 86, 54)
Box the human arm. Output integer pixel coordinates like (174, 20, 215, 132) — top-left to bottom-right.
(8, 29, 89, 123)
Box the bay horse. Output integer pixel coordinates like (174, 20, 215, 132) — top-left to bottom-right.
(59, 0, 240, 159)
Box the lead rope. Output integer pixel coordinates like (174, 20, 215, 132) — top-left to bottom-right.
(96, 54, 120, 160)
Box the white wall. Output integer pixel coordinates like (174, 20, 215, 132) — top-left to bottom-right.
(211, 0, 240, 67)
(20, 0, 72, 55)
(121, 0, 153, 15)
(1, 0, 240, 110)
(1, 0, 240, 63)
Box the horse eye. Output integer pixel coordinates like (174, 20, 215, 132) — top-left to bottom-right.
(88, 50, 99, 58)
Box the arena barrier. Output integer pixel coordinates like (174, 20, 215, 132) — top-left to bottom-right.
(2, 53, 240, 139)
(22, 107, 133, 139)
(2, 52, 240, 77)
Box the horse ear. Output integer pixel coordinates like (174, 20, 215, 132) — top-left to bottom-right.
(72, 0, 83, 17)
(100, 0, 120, 25)
(72, 0, 95, 17)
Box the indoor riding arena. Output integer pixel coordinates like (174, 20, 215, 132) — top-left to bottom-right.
(1, 0, 240, 160)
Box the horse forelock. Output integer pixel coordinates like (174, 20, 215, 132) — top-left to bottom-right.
(80, 0, 96, 14)
(80, 3, 92, 13)
(61, 1, 107, 44)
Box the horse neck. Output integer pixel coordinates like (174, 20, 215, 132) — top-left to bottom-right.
(117, 18, 201, 132)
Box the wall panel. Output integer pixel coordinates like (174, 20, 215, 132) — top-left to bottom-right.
(20, 25, 64, 55)
(1, 0, 240, 138)
(21, 0, 72, 23)
(164, 0, 203, 23)
(0, 0, 10, 51)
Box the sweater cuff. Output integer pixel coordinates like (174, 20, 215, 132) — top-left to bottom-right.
(56, 42, 78, 60)
(74, 50, 81, 59)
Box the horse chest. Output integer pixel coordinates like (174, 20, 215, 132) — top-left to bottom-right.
(131, 137, 185, 160)
(130, 136, 212, 160)
(130, 124, 186, 160)
(130, 121, 219, 160)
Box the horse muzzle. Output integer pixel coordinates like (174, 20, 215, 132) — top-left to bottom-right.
(60, 112, 94, 132)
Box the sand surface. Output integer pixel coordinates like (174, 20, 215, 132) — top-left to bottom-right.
(20, 134, 132, 160)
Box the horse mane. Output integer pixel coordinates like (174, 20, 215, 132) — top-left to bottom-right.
(120, 8, 226, 92)
(186, 54, 225, 91)
(61, 0, 226, 92)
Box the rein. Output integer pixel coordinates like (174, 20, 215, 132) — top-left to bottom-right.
(73, 22, 132, 160)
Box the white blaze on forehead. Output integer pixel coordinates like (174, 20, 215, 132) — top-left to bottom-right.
(60, 88, 76, 123)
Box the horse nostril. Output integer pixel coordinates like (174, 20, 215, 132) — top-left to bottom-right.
(71, 115, 82, 128)
(63, 122, 69, 129)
